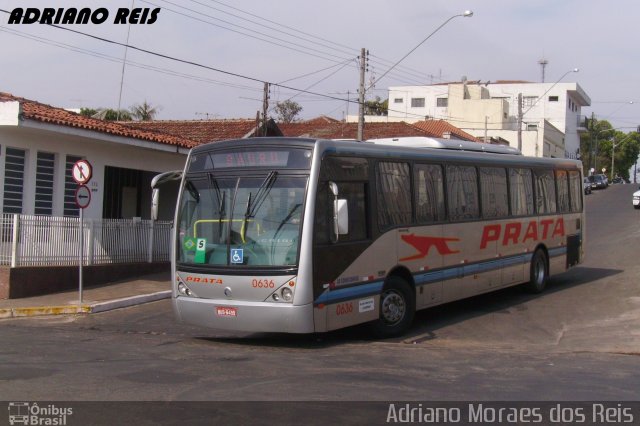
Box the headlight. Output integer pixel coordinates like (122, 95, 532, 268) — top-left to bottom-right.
(178, 282, 193, 297)
(281, 287, 293, 302)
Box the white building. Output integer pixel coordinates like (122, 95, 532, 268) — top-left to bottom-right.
(0, 92, 191, 220)
(385, 80, 591, 158)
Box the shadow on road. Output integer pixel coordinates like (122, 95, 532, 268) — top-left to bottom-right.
(196, 266, 622, 349)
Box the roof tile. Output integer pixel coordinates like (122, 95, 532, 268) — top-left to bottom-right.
(0, 91, 196, 148)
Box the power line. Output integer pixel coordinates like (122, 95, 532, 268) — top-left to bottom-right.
(0, 9, 358, 106)
(142, 0, 356, 65)
(166, 0, 436, 87)
(0, 25, 263, 93)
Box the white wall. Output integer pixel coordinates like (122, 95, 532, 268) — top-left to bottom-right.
(0, 124, 186, 219)
(386, 82, 589, 159)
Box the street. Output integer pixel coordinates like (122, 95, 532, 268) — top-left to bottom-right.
(1, 184, 639, 403)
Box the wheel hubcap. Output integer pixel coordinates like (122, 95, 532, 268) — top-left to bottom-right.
(381, 290, 405, 325)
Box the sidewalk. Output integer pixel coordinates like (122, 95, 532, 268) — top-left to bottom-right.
(0, 271, 171, 319)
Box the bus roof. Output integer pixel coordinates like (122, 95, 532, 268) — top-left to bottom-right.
(366, 137, 522, 155)
(190, 137, 581, 170)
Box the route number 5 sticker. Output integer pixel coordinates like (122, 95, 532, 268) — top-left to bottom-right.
(195, 238, 206, 263)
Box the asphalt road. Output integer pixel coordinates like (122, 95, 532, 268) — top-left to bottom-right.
(1, 184, 639, 405)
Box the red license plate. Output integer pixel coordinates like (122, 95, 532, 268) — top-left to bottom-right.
(216, 306, 237, 317)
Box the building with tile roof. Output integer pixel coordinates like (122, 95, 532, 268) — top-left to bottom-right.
(0, 91, 195, 220)
(280, 117, 477, 142)
(120, 118, 282, 145)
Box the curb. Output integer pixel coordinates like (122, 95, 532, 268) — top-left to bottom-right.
(0, 290, 171, 319)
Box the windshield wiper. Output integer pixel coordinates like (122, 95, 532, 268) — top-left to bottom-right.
(242, 171, 278, 243)
(185, 180, 200, 203)
(209, 173, 226, 241)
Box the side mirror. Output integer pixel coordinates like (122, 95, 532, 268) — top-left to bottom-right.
(334, 199, 349, 235)
(150, 170, 182, 222)
(151, 188, 160, 221)
(328, 181, 349, 241)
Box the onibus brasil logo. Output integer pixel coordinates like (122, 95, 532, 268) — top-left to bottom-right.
(8, 402, 73, 425)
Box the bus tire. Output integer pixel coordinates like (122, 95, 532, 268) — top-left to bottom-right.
(369, 276, 415, 338)
(524, 249, 548, 294)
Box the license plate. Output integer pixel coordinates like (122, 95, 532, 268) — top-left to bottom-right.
(216, 306, 237, 317)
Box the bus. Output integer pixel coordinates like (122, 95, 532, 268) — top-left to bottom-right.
(152, 137, 584, 337)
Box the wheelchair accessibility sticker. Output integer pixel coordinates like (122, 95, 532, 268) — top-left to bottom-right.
(231, 248, 244, 264)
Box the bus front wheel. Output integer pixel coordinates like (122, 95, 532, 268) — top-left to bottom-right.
(524, 249, 549, 293)
(369, 276, 415, 338)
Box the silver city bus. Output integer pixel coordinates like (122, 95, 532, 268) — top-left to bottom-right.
(152, 137, 585, 337)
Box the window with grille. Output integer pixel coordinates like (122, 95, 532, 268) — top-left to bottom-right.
(35, 152, 55, 215)
(3, 148, 26, 214)
(436, 97, 448, 107)
(410, 98, 425, 108)
(63, 155, 83, 217)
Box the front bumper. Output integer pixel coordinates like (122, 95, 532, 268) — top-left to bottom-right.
(173, 296, 315, 333)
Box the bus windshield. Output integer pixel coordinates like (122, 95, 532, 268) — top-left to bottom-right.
(177, 172, 307, 267)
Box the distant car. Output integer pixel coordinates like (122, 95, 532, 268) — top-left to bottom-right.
(583, 177, 592, 195)
(588, 174, 608, 189)
(634, 187, 640, 209)
(612, 176, 625, 184)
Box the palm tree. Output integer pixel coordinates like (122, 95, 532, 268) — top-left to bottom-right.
(130, 101, 160, 121)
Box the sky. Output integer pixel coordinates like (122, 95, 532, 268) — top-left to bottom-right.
(1, 0, 639, 131)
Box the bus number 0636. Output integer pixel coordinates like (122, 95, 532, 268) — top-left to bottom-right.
(336, 302, 353, 316)
(252, 279, 275, 288)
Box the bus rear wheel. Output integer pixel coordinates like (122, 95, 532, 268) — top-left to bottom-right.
(524, 249, 548, 293)
(369, 276, 415, 338)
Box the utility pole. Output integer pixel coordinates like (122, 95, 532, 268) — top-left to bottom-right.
(357, 48, 367, 141)
(517, 93, 523, 151)
(484, 116, 488, 143)
(262, 82, 270, 136)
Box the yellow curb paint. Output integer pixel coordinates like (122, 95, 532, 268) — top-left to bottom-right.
(10, 305, 91, 318)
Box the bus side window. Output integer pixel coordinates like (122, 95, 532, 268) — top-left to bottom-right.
(446, 164, 479, 221)
(377, 162, 411, 229)
(414, 164, 445, 223)
(556, 170, 570, 213)
(534, 169, 557, 214)
(568, 171, 582, 212)
(480, 167, 508, 219)
(509, 168, 534, 216)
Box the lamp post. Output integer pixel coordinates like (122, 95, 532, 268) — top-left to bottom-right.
(357, 10, 474, 140)
(517, 68, 579, 151)
(592, 128, 613, 174)
(610, 133, 634, 180)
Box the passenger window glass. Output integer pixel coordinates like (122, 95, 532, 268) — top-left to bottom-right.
(446, 165, 479, 221)
(480, 167, 509, 219)
(556, 170, 570, 212)
(569, 171, 582, 212)
(509, 168, 534, 216)
(534, 169, 557, 214)
(377, 162, 411, 229)
(414, 164, 445, 223)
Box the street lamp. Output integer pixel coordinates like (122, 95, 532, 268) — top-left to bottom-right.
(517, 68, 579, 151)
(610, 133, 634, 181)
(369, 10, 473, 89)
(357, 10, 474, 140)
(591, 127, 613, 174)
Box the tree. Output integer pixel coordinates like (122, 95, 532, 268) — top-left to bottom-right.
(80, 107, 132, 121)
(274, 100, 303, 123)
(130, 101, 160, 121)
(364, 96, 388, 116)
(581, 118, 640, 179)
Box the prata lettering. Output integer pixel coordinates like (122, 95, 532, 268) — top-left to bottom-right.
(480, 218, 564, 249)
